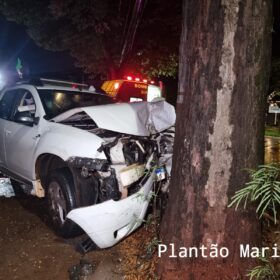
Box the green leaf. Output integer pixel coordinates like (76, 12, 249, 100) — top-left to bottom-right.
(229, 163, 280, 222)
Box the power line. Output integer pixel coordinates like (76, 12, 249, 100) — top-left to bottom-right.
(119, 0, 147, 66)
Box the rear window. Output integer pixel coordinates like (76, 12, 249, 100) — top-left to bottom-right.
(38, 89, 115, 119)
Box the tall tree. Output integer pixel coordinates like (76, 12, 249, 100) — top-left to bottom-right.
(0, 0, 181, 79)
(158, 0, 272, 279)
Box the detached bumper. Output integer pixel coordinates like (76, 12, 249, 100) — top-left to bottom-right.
(67, 173, 155, 248)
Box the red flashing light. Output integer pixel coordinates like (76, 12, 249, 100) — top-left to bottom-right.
(125, 75, 150, 83)
(114, 82, 120, 90)
(72, 84, 77, 88)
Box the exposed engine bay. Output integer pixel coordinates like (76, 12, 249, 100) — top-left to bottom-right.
(66, 124, 174, 204)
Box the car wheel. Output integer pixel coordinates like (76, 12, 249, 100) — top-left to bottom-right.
(47, 168, 81, 238)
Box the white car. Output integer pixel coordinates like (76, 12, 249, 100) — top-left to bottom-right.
(0, 78, 175, 248)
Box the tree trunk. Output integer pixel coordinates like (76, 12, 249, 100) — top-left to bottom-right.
(158, 0, 272, 279)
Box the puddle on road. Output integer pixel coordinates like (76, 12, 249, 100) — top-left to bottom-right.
(265, 137, 280, 164)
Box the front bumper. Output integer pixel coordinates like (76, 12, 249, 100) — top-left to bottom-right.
(67, 172, 155, 248)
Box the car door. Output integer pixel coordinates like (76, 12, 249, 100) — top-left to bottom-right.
(4, 89, 41, 181)
(0, 89, 18, 168)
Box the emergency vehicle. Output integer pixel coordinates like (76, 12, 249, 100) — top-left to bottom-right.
(101, 76, 162, 102)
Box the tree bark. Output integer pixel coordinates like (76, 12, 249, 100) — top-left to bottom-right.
(158, 0, 272, 279)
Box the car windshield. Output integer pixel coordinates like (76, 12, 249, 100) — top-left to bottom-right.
(38, 89, 115, 119)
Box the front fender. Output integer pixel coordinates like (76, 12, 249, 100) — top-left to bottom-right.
(32, 123, 107, 177)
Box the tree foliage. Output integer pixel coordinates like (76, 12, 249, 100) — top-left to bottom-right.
(229, 164, 280, 224)
(0, 0, 181, 79)
(270, 57, 280, 93)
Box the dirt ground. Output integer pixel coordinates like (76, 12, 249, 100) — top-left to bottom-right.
(0, 195, 158, 280)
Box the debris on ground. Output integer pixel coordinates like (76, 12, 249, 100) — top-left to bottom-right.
(0, 177, 14, 197)
(117, 213, 160, 280)
(68, 258, 95, 280)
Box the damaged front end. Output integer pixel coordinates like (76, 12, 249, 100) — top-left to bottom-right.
(66, 128, 174, 248)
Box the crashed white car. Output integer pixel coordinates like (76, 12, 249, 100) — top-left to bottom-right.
(0, 78, 175, 248)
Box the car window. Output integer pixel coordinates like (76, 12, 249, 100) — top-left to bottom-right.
(0, 90, 18, 120)
(37, 89, 115, 119)
(20, 91, 35, 106)
(12, 90, 36, 121)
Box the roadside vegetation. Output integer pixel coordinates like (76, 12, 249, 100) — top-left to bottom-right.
(229, 164, 280, 279)
(265, 126, 280, 138)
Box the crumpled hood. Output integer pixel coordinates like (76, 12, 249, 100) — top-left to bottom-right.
(52, 99, 176, 136)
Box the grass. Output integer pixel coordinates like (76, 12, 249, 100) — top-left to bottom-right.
(265, 126, 280, 137)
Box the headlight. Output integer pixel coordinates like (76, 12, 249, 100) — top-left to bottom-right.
(67, 157, 109, 172)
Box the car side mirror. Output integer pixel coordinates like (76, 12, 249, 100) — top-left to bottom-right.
(15, 104, 38, 126)
(16, 114, 35, 126)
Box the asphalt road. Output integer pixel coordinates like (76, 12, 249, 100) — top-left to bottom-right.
(265, 136, 280, 164)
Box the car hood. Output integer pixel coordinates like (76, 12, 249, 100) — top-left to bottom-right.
(51, 99, 176, 136)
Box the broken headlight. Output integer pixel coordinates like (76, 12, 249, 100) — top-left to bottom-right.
(67, 157, 109, 172)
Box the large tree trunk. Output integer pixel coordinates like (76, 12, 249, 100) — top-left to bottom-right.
(158, 0, 272, 279)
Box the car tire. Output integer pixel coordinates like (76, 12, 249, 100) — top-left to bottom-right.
(46, 168, 82, 238)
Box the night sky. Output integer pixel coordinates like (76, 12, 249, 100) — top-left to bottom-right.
(0, 15, 75, 77)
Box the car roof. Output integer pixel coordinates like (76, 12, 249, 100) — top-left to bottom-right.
(4, 78, 101, 95)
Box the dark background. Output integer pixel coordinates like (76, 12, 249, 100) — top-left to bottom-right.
(273, 0, 280, 57)
(0, 15, 76, 78)
(0, 1, 279, 82)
